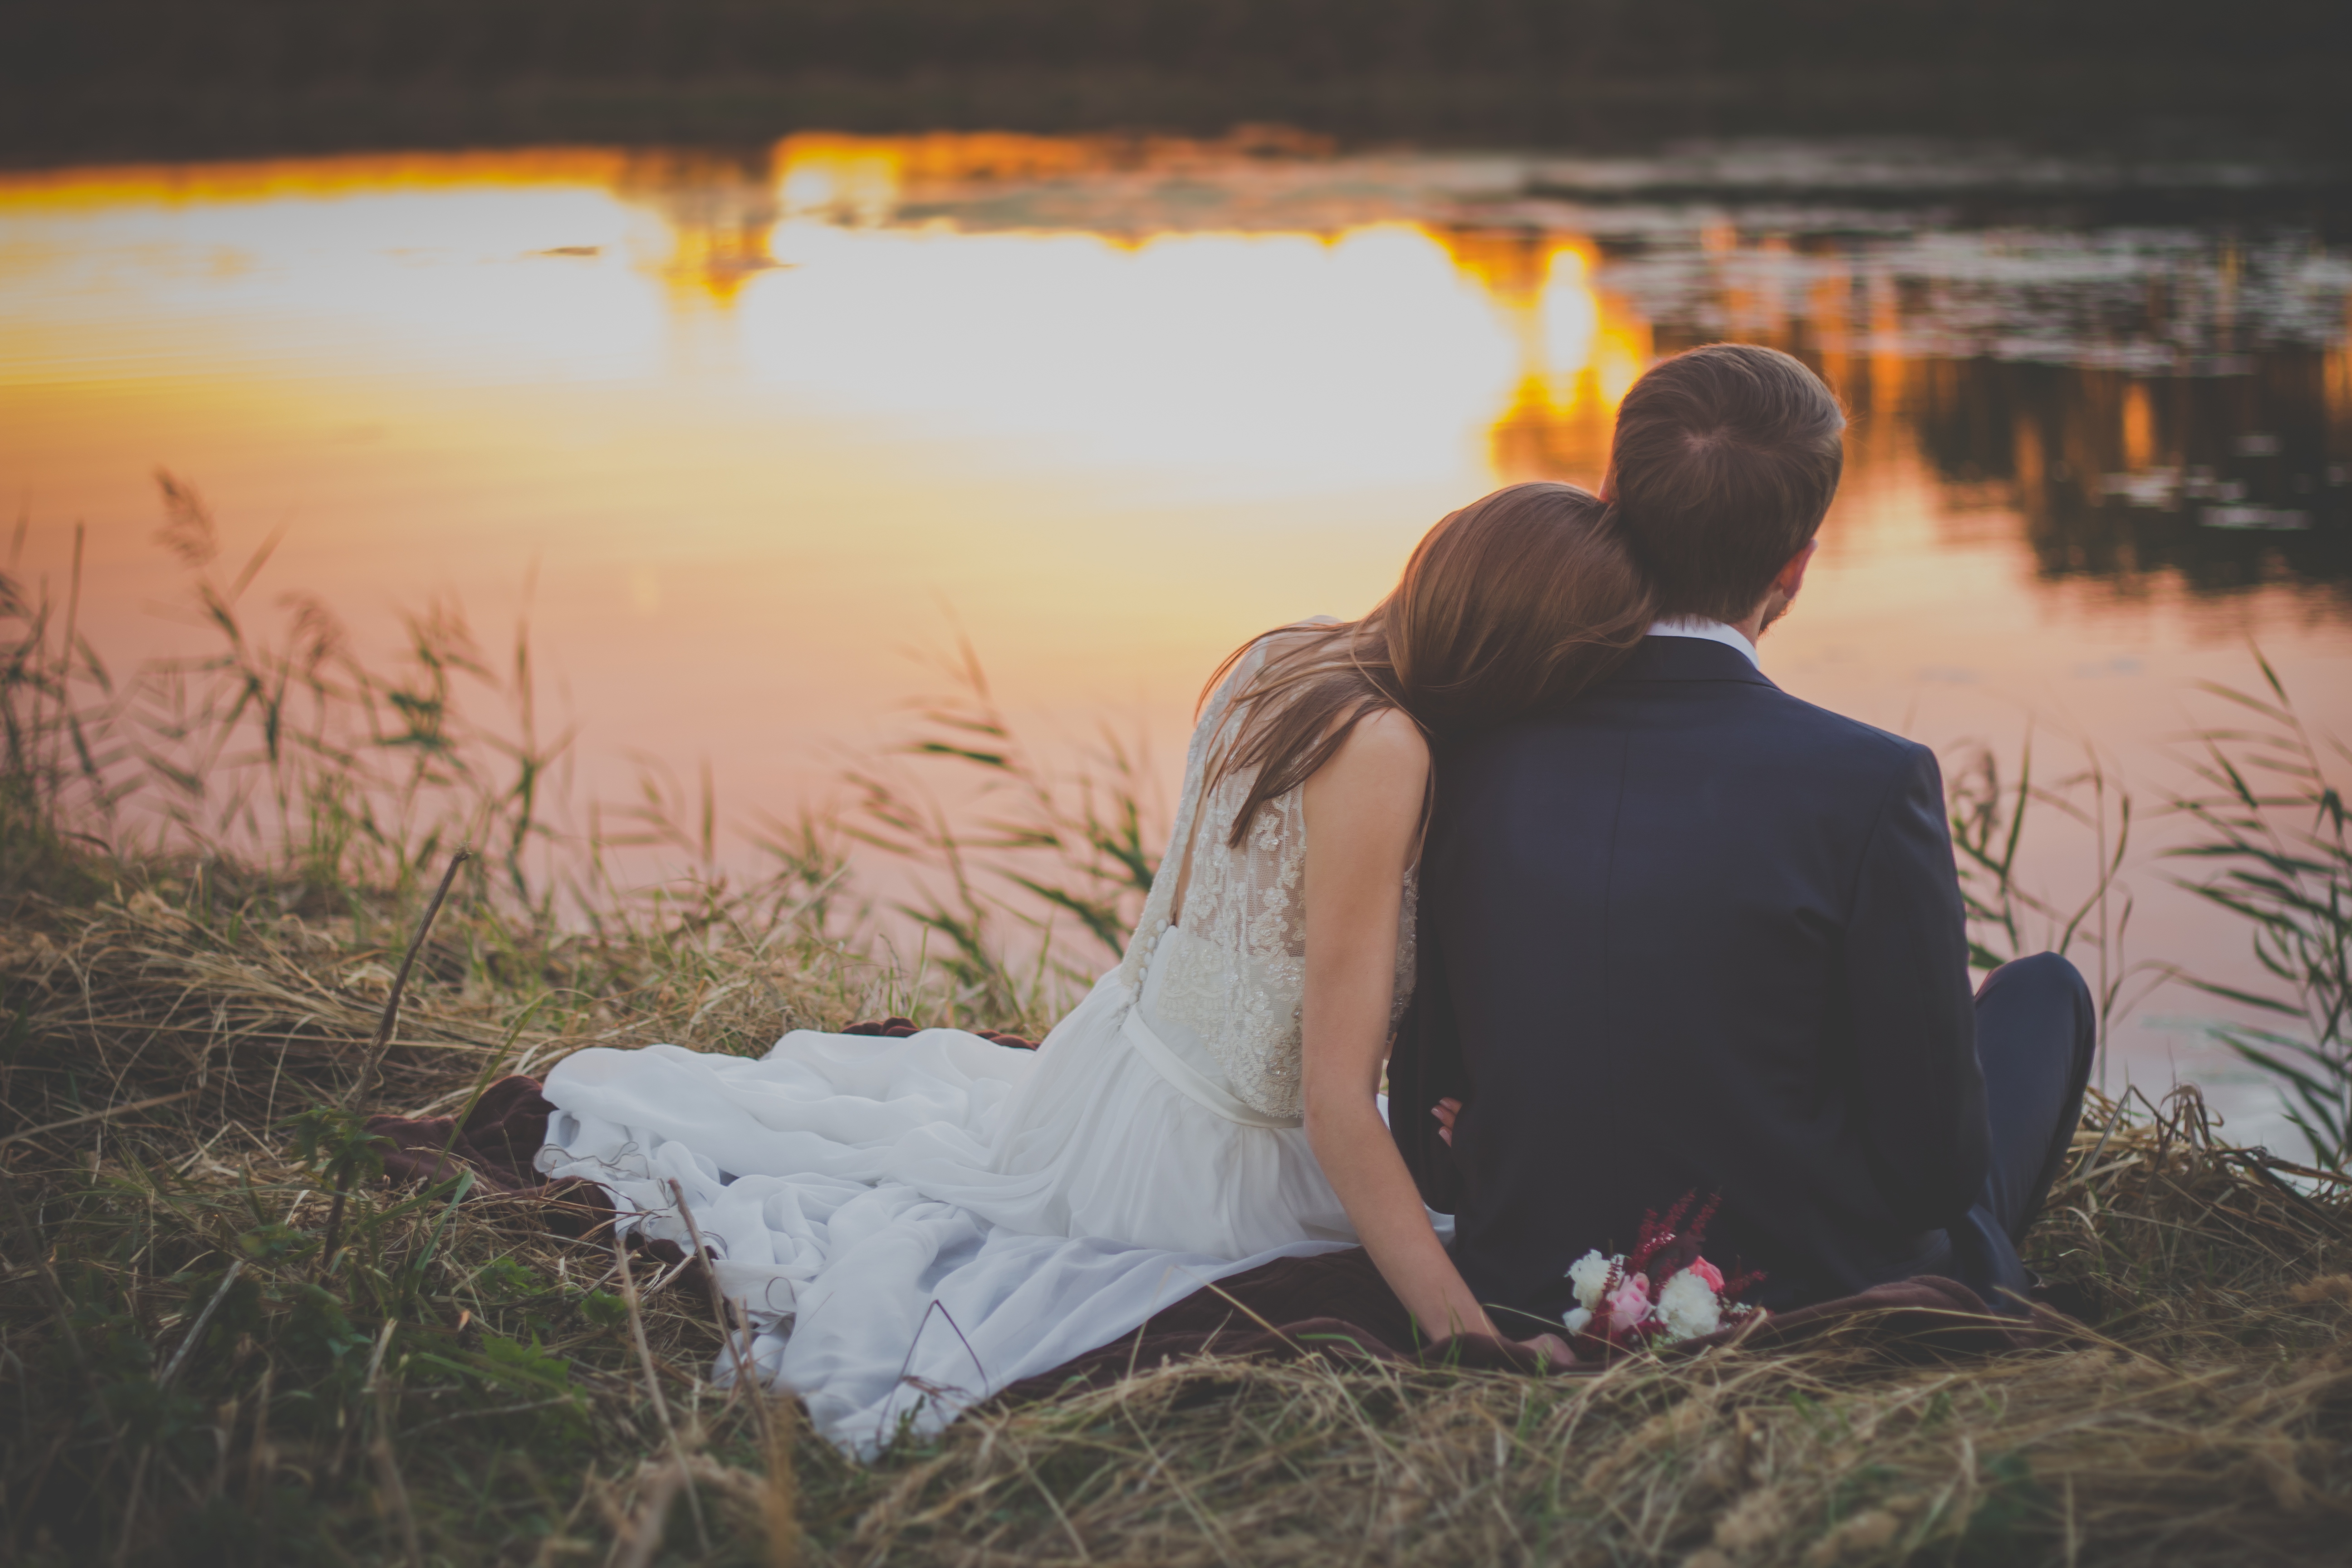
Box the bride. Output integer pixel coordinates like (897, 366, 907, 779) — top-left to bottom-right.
(537, 481, 1655, 1451)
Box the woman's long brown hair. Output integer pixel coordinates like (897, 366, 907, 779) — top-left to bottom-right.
(1198, 482, 1656, 848)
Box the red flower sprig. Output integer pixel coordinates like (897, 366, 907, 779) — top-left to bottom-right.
(1562, 1189, 1764, 1356)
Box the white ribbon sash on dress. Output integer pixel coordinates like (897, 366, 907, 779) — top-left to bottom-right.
(1118, 1005, 1303, 1131)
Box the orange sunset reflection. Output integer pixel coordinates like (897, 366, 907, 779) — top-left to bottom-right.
(0, 135, 1662, 482)
(757, 135, 1659, 490)
(1436, 228, 1652, 483)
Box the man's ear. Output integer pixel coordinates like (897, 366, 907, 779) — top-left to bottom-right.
(1776, 538, 1820, 602)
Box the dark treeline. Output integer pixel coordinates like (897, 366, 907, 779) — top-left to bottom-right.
(12, 0, 2335, 83)
(6, 0, 2348, 162)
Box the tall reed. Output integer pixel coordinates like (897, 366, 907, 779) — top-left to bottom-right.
(1943, 730, 2178, 1093)
(844, 633, 1161, 1027)
(2170, 652, 2352, 1168)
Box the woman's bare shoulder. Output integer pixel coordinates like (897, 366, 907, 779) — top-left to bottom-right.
(1305, 708, 1429, 857)
(1328, 706, 1431, 783)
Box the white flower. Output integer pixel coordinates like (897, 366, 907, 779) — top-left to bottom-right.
(1562, 1307, 1592, 1335)
(1656, 1267, 1724, 1342)
(1567, 1250, 1616, 1312)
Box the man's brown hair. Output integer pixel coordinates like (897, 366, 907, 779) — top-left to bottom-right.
(1606, 343, 1846, 623)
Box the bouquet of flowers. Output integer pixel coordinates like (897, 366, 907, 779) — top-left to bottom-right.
(1561, 1191, 1763, 1353)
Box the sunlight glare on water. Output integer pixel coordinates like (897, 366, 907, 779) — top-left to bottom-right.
(743, 220, 1515, 492)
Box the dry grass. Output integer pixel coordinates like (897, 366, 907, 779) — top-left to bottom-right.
(5, 877, 2350, 1567)
(0, 872, 903, 1141)
(833, 1092, 2352, 1568)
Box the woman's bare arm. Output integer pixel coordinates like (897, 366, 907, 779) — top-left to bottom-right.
(1300, 709, 1562, 1359)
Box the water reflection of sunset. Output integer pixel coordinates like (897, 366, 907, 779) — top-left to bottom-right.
(4, 135, 2348, 1127)
(1438, 230, 1652, 483)
(9, 133, 2346, 613)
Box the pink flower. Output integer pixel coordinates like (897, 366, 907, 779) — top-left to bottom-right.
(1606, 1274, 1652, 1329)
(1687, 1258, 1725, 1294)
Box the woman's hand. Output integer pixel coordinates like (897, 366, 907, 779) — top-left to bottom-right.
(1517, 1331, 1577, 1369)
(1431, 1096, 1462, 1147)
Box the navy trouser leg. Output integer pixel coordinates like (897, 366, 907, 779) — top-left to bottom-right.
(1945, 953, 2098, 1307)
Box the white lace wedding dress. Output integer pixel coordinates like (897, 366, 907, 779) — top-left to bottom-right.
(536, 635, 1421, 1454)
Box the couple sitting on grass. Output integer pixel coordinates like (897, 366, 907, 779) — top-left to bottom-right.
(534, 343, 2096, 1453)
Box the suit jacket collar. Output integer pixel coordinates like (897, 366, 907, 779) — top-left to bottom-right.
(1615, 634, 1781, 689)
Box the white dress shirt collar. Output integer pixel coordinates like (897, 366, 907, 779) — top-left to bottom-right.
(1647, 617, 1760, 669)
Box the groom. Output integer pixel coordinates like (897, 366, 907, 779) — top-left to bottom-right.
(1392, 342, 2097, 1323)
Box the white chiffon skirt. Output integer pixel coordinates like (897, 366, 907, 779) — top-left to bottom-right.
(535, 946, 1382, 1455)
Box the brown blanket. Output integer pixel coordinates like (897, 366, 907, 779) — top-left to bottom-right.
(369, 1071, 2084, 1402)
(368, 1073, 562, 1194)
(992, 1246, 2079, 1406)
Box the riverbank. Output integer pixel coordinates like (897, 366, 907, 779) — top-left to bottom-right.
(3, 841, 2348, 1564)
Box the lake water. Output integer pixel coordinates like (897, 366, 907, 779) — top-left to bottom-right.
(3, 133, 2348, 1142)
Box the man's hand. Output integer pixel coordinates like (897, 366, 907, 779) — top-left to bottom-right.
(1431, 1097, 1463, 1146)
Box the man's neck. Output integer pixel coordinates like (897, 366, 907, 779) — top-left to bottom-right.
(1647, 616, 1760, 669)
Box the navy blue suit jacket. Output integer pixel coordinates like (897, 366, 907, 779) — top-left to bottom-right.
(1390, 636, 1989, 1318)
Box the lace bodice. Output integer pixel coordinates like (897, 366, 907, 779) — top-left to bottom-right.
(1114, 632, 1418, 1121)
